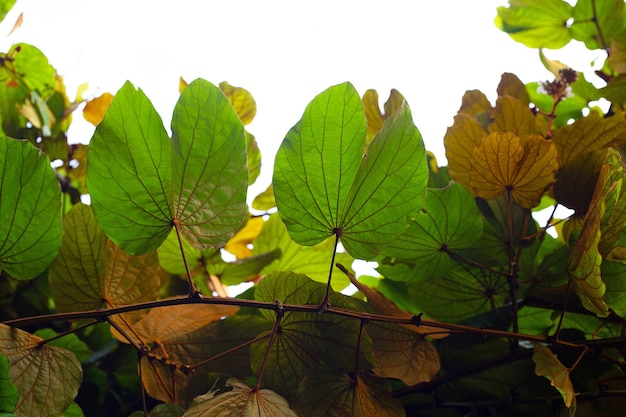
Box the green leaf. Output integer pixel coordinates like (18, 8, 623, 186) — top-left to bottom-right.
(184, 379, 298, 417)
(571, 0, 623, 50)
(602, 260, 626, 317)
(362, 88, 405, 143)
(87, 79, 248, 255)
(149, 403, 184, 417)
(379, 182, 483, 282)
(608, 28, 626, 73)
(495, 0, 573, 49)
(0, 352, 18, 413)
(0, 0, 16, 24)
(0, 325, 82, 417)
(294, 369, 404, 417)
(532, 343, 576, 413)
(51, 402, 85, 417)
(34, 329, 91, 363)
(0, 137, 62, 279)
(273, 82, 428, 260)
(252, 183, 276, 211)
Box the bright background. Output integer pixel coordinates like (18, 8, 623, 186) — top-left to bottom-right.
(1, 0, 601, 198)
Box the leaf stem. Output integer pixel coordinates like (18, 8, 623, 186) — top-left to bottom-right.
(188, 332, 271, 372)
(352, 318, 368, 384)
(321, 232, 341, 310)
(173, 218, 199, 298)
(253, 301, 284, 392)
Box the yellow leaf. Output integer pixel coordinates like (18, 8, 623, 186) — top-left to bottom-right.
(362, 88, 405, 143)
(179, 76, 188, 93)
(443, 114, 486, 195)
(469, 132, 558, 208)
(496, 72, 530, 105)
(83, 92, 113, 126)
(489, 95, 542, 140)
(458, 89, 492, 119)
(224, 216, 265, 259)
(219, 81, 256, 125)
(532, 343, 576, 412)
(539, 49, 570, 77)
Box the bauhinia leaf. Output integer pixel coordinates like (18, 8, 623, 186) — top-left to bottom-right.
(0, 352, 18, 413)
(83, 92, 113, 126)
(443, 114, 485, 194)
(532, 343, 576, 413)
(219, 81, 257, 125)
(469, 132, 558, 208)
(362, 88, 405, 143)
(489, 96, 542, 139)
(0, 137, 62, 280)
(294, 369, 404, 417)
(87, 79, 247, 255)
(184, 379, 298, 417)
(273, 82, 428, 260)
(0, 325, 82, 417)
(224, 217, 265, 259)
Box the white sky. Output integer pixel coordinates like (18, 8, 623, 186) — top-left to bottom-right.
(3, 0, 600, 199)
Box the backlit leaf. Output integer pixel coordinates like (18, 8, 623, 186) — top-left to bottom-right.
(495, 0, 573, 49)
(87, 79, 248, 255)
(489, 96, 542, 139)
(0, 137, 62, 279)
(532, 343, 576, 412)
(49, 203, 160, 314)
(252, 183, 276, 211)
(469, 132, 557, 208)
(444, 114, 485, 194)
(571, 0, 623, 50)
(184, 379, 297, 417)
(219, 81, 256, 125)
(82, 92, 113, 126)
(380, 183, 483, 282)
(0, 352, 18, 413)
(294, 369, 404, 417)
(362, 88, 405, 143)
(273, 82, 428, 260)
(0, 0, 16, 24)
(608, 28, 626, 73)
(552, 112, 624, 166)
(224, 217, 265, 259)
(0, 325, 82, 417)
(496, 73, 530, 105)
(458, 89, 492, 121)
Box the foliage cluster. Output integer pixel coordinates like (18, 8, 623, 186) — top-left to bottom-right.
(3, 0, 626, 416)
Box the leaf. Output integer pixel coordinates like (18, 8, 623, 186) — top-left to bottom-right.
(571, 0, 623, 50)
(224, 217, 265, 259)
(362, 88, 405, 143)
(602, 260, 626, 318)
(552, 112, 624, 167)
(0, 325, 82, 417)
(87, 79, 248, 255)
(157, 228, 203, 275)
(469, 132, 558, 208)
(443, 114, 485, 194)
(273, 82, 427, 260)
(496, 73, 530, 105)
(489, 96, 542, 140)
(150, 403, 184, 417)
(0, 137, 62, 279)
(379, 183, 483, 282)
(49, 203, 161, 314)
(34, 329, 92, 363)
(608, 28, 626, 73)
(82, 92, 113, 126)
(183, 379, 298, 417)
(532, 343, 576, 412)
(458, 89, 492, 121)
(252, 213, 354, 290)
(495, 0, 573, 49)
(252, 183, 276, 211)
(0, 352, 18, 413)
(219, 81, 257, 125)
(552, 149, 605, 214)
(0, 0, 16, 24)
(294, 369, 404, 417)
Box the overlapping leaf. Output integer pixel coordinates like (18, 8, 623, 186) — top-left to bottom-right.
(0, 325, 82, 417)
(495, 0, 573, 49)
(0, 137, 62, 279)
(49, 203, 160, 313)
(273, 82, 428, 260)
(87, 79, 247, 255)
(0, 352, 18, 413)
(362, 88, 405, 143)
(443, 114, 485, 194)
(532, 343, 576, 414)
(571, 0, 623, 50)
(489, 96, 542, 139)
(83, 92, 113, 126)
(379, 182, 483, 282)
(184, 379, 297, 417)
(294, 370, 404, 417)
(469, 132, 558, 208)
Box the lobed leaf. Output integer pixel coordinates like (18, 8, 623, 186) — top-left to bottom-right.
(443, 114, 485, 194)
(571, 0, 623, 50)
(532, 343, 576, 413)
(362, 88, 405, 143)
(0, 325, 82, 417)
(489, 95, 541, 139)
(0, 137, 62, 279)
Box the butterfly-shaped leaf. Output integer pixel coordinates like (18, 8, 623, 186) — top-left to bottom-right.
(87, 79, 247, 255)
(273, 82, 428, 260)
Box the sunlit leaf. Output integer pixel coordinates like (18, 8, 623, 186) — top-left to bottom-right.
(87, 79, 248, 255)
(294, 369, 404, 417)
(157, 228, 203, 275)
(246, 131, 261, 185)
(224, 217, 265, 259)
(0, 352, 18, 413)
(0, 137, 62, 279)
(495, 0, 573, 49)
(273, 82, 427, 260)
(0, 0, 16, 24)
(458, 89, 492, 121)
(496, 72, 530, 105)
(0, 325, 82, 417)
(184, 379, 297, 417)
(252, 213, 354, 290)
(571, 0, 623, 50)
(552, 112, 624, 166)
(532, 343, 576, 412)
(252, 183, 276, 211)
(362, 88, 405, 143)
(83, 92, 113, 126)
(444, 114, 485, 194)
(49, 203, 160, 315)
(489, 96, 542, 139)
(219, 81, 256, 125)
(380, 183, 483, 282)
(469, 132, 557, 208)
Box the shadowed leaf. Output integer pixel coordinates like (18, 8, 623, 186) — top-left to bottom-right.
(0, 137, 62, 280)
(0, 325, 82, 417)
(184, 379, 297, 417)
(0, 352, 18, 413)
(532, 343, 576, 413)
